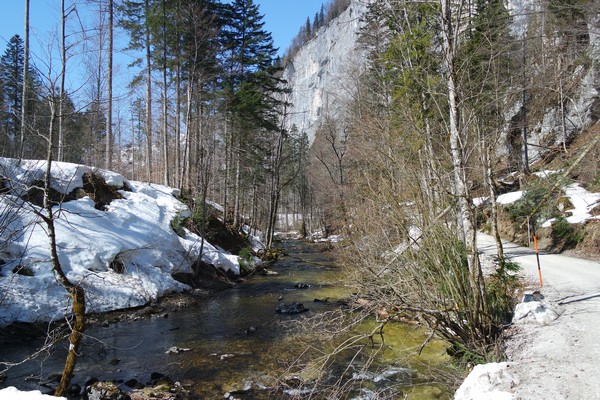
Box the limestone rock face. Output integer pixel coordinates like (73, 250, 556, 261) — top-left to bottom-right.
(283, 0, 599, 154)
(282, 0, 372, 144)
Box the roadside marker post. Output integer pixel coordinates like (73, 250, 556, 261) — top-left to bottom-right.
(533, 235, 543, 287)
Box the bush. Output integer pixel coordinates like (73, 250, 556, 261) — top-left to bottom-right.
(505, 179, 561, 229)
(397, 227, 516, 364)
(551, 217, 584, 250)
(170, 211, 187, 237)
(238, 246, 255, 274)
(487, 260, 521, 325)
(261, 247, 283, 262)
(12, 265, 34, 276)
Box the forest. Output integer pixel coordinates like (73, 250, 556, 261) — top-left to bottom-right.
(0, 0, 317, 250)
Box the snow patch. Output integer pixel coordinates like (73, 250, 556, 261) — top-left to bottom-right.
(512, 293, 563, 325)
(454, 363, 519, 400)
(0, 387, 65, 400)
(497, 191, 523, 205)
(541, 183, 600, 227)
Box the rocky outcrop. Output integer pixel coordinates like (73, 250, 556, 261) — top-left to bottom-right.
(282, 0, 372, 144)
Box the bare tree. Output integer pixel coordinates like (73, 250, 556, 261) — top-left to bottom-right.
(105, 0, 113, 169)
(19, 0, 30, 161)
(144, 0, 153, 182)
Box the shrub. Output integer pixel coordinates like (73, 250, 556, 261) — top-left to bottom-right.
(590, 173, 600, 192)
(505, 180, 561, 229)
(238, 246, 255, 273)
(12, 265, 34, 276)
(487, 260, 521, 325)
(170, 211, 187, 237)
(396, 227, 516, 364)
(261, 247, 283, 262)
(551, 217, 584, 250)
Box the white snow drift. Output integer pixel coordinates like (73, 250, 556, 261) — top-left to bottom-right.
(0, 158, 244, 327)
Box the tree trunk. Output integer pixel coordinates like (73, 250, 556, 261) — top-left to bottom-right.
(161, 0, 169, 186)
(521, 39, 530, 174)
(19, 0, 30, 161)
(145, 0, 153, 182)
(233, 150, 240, 227)
(479, 129, 504, 263)
(440, 0, 473, 249)
(44, 97, 86, 398)
(58, 0, 66, 161)
(223, 116, 230, 224)
(181, 80, 193, 191)
(175, 61, 181, 188)
(105, 0, 113, 169)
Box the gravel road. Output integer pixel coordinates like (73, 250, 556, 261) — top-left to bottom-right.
(456, 233, 600, 399)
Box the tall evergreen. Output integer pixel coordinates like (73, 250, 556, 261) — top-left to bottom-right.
(0, 35, 25, 148)
(221, 0, 281, 124)
(220, 0, 286, 226)
(120, 0, 155, 181)
(0, 34, 39, 157)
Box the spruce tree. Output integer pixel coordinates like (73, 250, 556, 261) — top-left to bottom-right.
(0, 35, 25, 149)
(0, 34, 39, 158)
(220, 0, 285, 226)
(119, 0, 155, 181)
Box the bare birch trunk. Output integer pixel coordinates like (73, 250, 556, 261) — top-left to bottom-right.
(145, 0, 153, 182)
(105, 0, 113, 169)
(44, 95, 86, 398)
(19, 0, 30, 161)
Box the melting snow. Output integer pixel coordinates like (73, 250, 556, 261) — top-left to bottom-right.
(0, 158, 243, 327)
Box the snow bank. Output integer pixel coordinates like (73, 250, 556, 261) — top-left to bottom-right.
(454, 363, 518, 400)
(0, 158, 242, 327)
(513, 297, 562, 325)
(0, 387, 65, 400)
(541, 183, 600, 227)
(455, 293, 562, 399)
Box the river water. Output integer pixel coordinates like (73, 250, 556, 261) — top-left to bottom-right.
(1, 240, 454, 399)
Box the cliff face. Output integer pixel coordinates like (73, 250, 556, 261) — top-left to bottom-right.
(284, 0, 599, 158)
(282, 0, 372, 144)
(504, 0, 600, 162)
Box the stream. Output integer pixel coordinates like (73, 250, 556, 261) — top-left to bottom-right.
(0, 240, 454, 399)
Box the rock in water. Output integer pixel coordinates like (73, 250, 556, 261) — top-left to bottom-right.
(276, 303, 309, 314)
(86, 381, 130, 400)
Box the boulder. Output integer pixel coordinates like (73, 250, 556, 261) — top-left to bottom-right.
(86, 381, 130, 400)
(276, 303, 309, 314)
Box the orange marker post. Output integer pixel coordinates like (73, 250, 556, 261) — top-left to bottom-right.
(533, 235, 543, 288)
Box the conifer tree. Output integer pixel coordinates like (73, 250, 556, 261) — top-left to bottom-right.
(220, 0, 285, 226)
(120, 0, 155, 181)
(0, 34, 39, 158)
(0, 35, 25, 151)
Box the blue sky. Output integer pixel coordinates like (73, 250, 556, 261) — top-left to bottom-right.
(0, 0, 326, 57)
